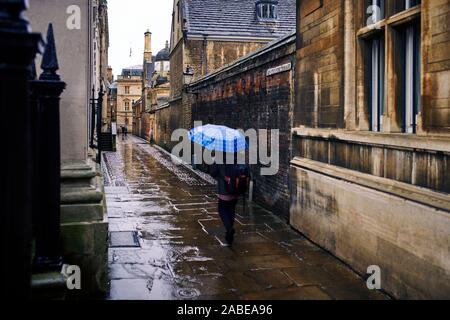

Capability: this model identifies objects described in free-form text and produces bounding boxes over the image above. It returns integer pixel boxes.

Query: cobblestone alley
[103,136,387,300]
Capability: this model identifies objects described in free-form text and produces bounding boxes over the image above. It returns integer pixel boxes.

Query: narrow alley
[103,137,387,300]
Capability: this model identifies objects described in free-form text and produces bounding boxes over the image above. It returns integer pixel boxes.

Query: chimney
[107,66,113,82]
[144,29,152,62]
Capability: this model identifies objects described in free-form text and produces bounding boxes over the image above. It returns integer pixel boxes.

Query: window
[256,1,278,20]
[125,101,130,111]
[357,0,421,133]
[402,1,421,133]
[369,36,385,132]
[366,0,385,26]
[125,86,130,94]
[392,0,421,15]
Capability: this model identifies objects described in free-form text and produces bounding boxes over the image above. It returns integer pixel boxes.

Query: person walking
[210,155,251,246]
[124,124,128,140]
[188,124,249,246]
[149,128,154,144]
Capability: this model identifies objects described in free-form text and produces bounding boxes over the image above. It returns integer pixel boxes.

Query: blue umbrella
[189,124,248,153]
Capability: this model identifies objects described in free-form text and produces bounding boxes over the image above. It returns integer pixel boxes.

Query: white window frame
[403,0,421,133]
[370,37,385,132]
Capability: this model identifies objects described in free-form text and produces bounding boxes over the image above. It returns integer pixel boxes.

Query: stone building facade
[93,0,110,131]
[291,0,450,299]
[133,31,172,144]
[189,33,296,220]
[116,66,143,132]
[28,0,109,297]
[167,0,296,148]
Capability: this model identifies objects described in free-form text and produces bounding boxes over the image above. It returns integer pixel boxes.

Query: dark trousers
[218,199,238,233]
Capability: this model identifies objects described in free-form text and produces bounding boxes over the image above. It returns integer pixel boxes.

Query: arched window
[256,1,278,20]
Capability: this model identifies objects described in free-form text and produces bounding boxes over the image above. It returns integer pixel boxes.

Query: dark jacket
[210,163,251,196]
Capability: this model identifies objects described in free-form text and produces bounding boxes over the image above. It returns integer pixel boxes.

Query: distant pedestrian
[149,128,154,144]
[210,154,251,246]
[121,126,125,141]
[123,125,128,140]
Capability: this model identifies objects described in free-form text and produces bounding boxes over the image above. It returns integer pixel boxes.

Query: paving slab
[104,137,389,300]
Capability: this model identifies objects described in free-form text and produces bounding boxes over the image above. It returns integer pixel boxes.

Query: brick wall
[189,35,296,220]
[171,39,272,132]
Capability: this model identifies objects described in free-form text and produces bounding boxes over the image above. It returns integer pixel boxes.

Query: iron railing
[0,0,66,298]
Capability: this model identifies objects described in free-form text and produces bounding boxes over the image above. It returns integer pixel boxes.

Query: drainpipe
[203,35,208,76]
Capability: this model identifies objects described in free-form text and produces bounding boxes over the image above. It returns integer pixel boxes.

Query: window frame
[355,0,422,134]
[256,1,278,21]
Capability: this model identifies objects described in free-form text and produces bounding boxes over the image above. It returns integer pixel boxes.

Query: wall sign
[266,62,292,76]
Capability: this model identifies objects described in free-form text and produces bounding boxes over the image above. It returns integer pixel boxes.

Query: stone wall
[291,0,450,299]
[185,39,265,80]
[295,0,345,128]
[140,112,154,142]
[189,34,296,220]
[290,160,450,299]
[422,0,450,133]
[170,41,184,100]
[154,102,182,151]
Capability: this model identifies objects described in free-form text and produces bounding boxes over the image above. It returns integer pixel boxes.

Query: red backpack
[224,165,250,195]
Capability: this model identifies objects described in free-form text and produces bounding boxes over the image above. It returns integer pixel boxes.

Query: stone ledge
[292,127,450,153]
[62,161,96,177]
[291,157,450,213]
[61,186,103,204]
[61,203,104,223]
[31,271,67,300]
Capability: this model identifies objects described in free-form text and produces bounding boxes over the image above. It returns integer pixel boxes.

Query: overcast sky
[108,0,173,77]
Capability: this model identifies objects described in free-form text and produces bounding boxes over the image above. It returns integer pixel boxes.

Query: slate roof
[121,65,144,77]
[183,0,296,39]
[156,42,170,61]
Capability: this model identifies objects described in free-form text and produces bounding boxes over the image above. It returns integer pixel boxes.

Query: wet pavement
[103,136,387,300]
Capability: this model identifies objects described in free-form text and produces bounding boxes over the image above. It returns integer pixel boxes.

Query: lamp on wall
[183,65,194,86]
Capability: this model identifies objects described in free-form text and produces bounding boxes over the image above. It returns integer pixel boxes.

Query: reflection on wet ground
[104,136,388,300]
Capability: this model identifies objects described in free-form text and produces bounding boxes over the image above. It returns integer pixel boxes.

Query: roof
[156,41,170,61]
[121,66,143,77]
[145,61,155,86]
[182,0,296,40]
[155,75,169,86]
